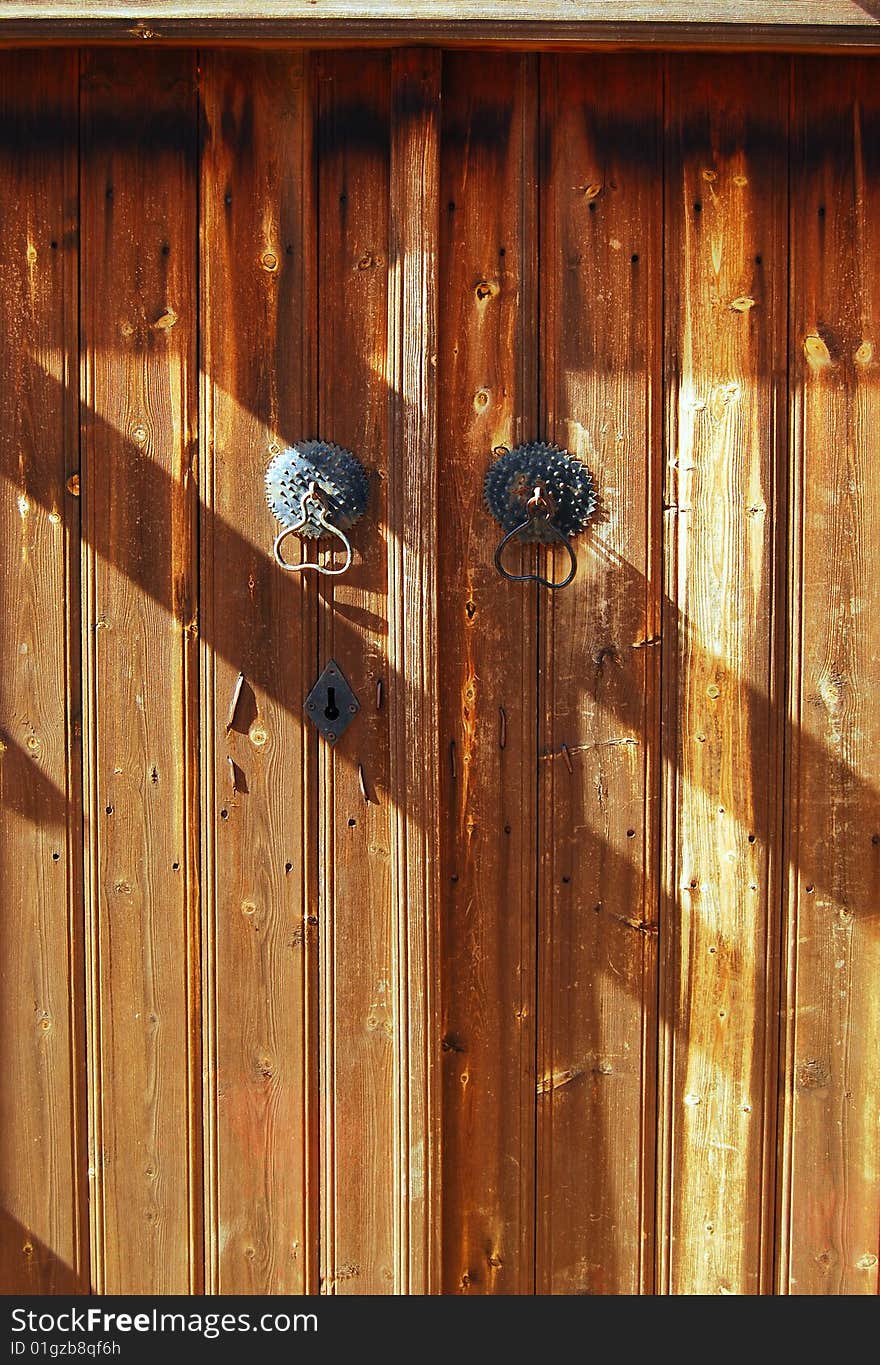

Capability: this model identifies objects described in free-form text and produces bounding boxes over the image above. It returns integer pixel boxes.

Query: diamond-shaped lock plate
[304,660,359,745]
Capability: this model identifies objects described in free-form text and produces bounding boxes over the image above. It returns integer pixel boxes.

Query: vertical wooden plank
[200,51,317,1294]
[781,56,880,1296]
[438,51,538,1296]
[537,53,662,1295]
[387,46,442,1296]
[81,49,201,1294]
[316,51,394,1295]
[660,55,788,1298]
[0,50,86,1294]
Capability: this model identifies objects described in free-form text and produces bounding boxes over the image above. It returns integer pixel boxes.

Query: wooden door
[1,47,878,1297]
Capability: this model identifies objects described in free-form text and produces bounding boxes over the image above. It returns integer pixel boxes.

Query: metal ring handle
[272,484,354,577]
[493,515,578,590]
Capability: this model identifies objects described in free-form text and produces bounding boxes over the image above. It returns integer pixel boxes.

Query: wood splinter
[225,670,246,733]
[539,736,638,763]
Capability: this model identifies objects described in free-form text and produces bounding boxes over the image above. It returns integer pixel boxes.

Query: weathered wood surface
[660,55,788,1297]
[80,48,201,1293]
[1,3,879,48]
[0,47,879,1297]
[1,1,875,19]
[438,49,539,1296]
[0,50,86,1294]
[200,50,317,1294]
[536,52,662,1296]
[316,51,396,1295]
[781,57,880,1296]
[387,47,442,1295]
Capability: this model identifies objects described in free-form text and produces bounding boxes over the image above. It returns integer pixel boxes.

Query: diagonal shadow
[0,1208,84,1295]
[0,732,69,829]
[6,298,873,932]
[6,357,400,727]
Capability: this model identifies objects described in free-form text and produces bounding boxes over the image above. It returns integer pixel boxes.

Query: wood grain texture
[0,49,86,1294]
[6,41,880,1299]
[387,48,442,1295]
[316,51,395,1295]
[536,52,662,1296]
[438,50,538,1296]
[200,50,317,1295]
[80,48,201,1293]
[781,57,880,1296]
[660,55,788,1297]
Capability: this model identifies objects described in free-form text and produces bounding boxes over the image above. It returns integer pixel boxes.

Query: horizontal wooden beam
[1,0,877,20]
[1,2,879,50]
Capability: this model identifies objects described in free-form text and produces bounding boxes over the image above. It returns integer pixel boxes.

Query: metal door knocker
[484,442,597,590]
[266,439,369,577]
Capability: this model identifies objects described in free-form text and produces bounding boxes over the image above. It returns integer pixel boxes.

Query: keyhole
[324,687,339,721]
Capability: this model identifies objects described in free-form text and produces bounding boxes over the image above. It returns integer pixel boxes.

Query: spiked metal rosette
[484,441,597,544]
[265,440,370,540]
